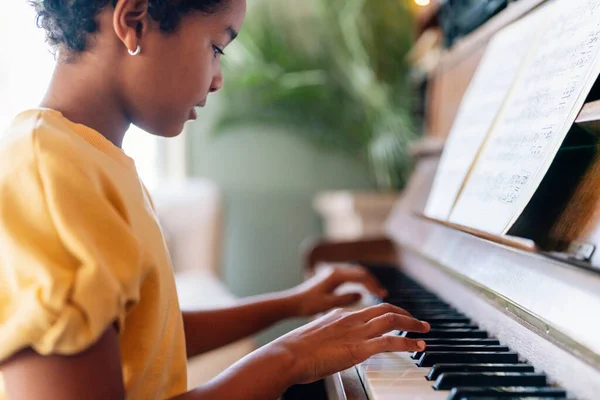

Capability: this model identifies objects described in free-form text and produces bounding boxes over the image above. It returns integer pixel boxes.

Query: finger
[353,302,413,321]
[326,266,388,298]
[363,313,430,338]
[327,293,362,308]
[365,336,427,355]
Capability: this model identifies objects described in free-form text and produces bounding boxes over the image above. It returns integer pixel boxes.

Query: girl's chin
[188,107,198,121]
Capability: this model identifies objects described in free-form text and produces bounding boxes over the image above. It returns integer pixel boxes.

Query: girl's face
[118,0,247,138]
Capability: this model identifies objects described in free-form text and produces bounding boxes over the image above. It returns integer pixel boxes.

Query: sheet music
[450,0,600,234]
[424,10,545,220]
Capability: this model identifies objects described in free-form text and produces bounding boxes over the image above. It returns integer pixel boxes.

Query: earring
[128,45,141,56]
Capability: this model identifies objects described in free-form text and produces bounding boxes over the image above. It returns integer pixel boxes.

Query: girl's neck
[40,59,130,149]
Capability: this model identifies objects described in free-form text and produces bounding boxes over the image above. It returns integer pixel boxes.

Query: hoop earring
[128,45,141,56]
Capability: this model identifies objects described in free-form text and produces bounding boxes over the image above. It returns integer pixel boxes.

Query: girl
[0,0,429,399]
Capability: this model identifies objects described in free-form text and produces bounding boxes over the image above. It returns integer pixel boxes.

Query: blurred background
[1,0,509,385]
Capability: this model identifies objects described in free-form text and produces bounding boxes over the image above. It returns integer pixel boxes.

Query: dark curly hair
[31,0,227,53]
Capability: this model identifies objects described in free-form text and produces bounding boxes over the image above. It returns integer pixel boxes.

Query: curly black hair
[31,0,227,53]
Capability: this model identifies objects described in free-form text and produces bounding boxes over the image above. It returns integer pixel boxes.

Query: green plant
[213,0,417,189]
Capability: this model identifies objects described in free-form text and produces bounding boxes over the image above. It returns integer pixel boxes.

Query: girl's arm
[1,328,125,400]
[1,304,429,400]
[182,266,388,357]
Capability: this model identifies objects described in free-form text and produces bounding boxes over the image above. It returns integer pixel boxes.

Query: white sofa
[151,179,257,388]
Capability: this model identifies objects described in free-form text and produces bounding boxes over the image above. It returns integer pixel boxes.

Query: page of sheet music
[450,0,600,234]
[424,9,545,220]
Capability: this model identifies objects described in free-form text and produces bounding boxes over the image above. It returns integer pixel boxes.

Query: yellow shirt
[0,109,187,399]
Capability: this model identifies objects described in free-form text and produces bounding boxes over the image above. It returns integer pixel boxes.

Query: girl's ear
[113,0,149,54]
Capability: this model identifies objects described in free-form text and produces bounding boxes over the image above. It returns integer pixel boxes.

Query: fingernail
[418,340,426,350]
[421,321,430,331]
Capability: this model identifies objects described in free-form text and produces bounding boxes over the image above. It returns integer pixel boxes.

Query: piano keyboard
[358,265,570,400]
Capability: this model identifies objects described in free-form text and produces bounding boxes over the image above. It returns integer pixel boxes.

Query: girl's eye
[213,45,225,58]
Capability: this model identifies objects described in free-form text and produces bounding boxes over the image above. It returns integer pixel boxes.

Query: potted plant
[212,0,418,239]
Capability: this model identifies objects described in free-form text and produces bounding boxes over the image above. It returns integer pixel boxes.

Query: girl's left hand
[287,265,389,317]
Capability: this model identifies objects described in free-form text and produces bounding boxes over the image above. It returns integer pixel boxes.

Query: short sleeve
[0,144,143,362]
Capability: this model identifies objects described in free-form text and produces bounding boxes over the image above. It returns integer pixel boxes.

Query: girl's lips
[189,107,198,120]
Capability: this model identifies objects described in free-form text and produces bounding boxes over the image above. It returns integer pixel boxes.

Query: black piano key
[400,326,482,337]
[428,323,479,329]
[390,301,451,308]
[413,312,467,318]
[402,308,459,315]
[412,315,466,322]
[446,387,567,400]
[433,372,547,390]
[417,352,519,367]
[403,329,488,339]
[420,317,472,324]
[427,364,535,381]
[420,339,501,346]
[386,296,445,302]
[409,310,460,316]
[386,288,429,295]
[386,295,441,301]
[412,345,510,360]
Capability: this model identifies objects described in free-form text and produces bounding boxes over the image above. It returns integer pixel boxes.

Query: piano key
[412,345,510,360]
[427,364,535,381]
[403,329,489,339]
[428,323,479,329]
[409,310,461,316]
[413,315,467,322]
[420,339,502,346]
[355,268,571,400]
[446,387,567,400]
[401,327,482,337]
[389,300,450,307]
[400,309,460,316]
[385,295,442,301]
[432,372,547,390]
[417,352,519,367]
[420,317,472,324]
[359,351,448,400]
[413,309,465,314]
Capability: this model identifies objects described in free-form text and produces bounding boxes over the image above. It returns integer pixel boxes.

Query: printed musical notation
[424,9,545,220]
[450,0,600,234]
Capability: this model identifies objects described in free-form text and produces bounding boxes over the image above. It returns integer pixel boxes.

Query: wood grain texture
[545,149,600,260]
[427,40,486,139]
[409,137,445,159]
[303,237,397,272]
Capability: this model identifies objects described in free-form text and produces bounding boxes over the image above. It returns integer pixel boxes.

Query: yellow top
[0,109,187,399]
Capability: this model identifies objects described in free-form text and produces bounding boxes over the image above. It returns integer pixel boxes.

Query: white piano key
[357,352,447,400]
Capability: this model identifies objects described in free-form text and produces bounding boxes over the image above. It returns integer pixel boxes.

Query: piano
[304,1,600,399]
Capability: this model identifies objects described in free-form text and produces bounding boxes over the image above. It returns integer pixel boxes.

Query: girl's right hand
[271,303,430,385]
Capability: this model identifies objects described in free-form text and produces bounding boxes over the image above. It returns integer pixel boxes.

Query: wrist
[277,289,304,318]
[255,341,301,391]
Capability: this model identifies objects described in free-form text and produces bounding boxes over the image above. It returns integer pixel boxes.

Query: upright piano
[305,1,600,399]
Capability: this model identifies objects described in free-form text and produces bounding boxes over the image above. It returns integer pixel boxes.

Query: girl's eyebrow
[226,26,238,43]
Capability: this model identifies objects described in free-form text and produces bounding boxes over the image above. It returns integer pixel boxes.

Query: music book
[425,0,600,236]
[424,8,546,220]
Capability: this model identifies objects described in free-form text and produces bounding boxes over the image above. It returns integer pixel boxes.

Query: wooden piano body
[305,1,600,398]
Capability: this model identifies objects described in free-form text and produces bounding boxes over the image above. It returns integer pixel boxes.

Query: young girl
[0,1,429,399]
